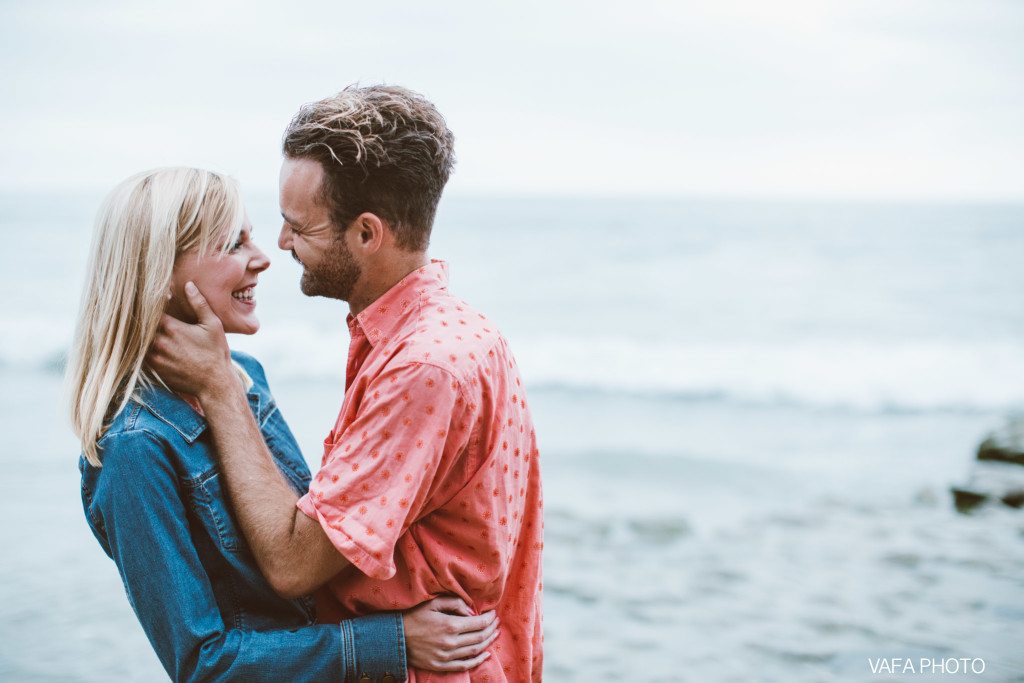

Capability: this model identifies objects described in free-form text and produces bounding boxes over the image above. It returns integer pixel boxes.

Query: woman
[66,168,496,682]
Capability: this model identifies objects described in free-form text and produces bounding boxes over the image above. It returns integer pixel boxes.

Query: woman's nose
[250,243,271,272]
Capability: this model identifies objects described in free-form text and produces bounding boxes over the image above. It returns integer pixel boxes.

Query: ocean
[1,192,1022,681]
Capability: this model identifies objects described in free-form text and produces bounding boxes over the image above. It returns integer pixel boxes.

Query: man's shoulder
[413,291,503,345]
[387,291,514,383]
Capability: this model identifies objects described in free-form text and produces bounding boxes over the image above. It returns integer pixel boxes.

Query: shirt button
[359,675,371,683]
[383,675,397,683]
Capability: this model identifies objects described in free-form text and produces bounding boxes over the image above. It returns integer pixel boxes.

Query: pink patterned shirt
[296,261,543,682]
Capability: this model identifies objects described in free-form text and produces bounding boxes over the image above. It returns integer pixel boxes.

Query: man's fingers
[156,313,183,335]
[183,281,216,325]
[149,314,183,358]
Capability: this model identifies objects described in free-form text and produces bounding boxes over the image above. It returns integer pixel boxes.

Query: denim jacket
[80,351,406,682]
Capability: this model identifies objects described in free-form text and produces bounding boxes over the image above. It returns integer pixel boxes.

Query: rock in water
[951,416,1024,513]
[977,415,1024,465]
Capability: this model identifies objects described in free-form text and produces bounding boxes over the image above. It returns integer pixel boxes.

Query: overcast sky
[1,0,1022,200]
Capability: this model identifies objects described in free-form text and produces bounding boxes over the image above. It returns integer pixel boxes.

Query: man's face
[278,157,361,301]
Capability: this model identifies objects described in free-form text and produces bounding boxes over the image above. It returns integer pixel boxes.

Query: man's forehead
[280,160,329,223]
[280,203,327,227]
[281,157,325,188]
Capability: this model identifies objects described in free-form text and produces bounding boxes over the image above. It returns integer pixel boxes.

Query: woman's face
[168,219,271,335]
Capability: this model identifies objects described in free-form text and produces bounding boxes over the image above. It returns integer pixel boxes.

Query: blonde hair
[66,168,245,466]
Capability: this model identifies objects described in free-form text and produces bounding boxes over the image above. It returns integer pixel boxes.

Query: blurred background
[2,1,1022,680]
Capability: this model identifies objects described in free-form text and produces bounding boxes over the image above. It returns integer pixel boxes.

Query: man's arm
[90,431,405,681]
[148,282,348,598]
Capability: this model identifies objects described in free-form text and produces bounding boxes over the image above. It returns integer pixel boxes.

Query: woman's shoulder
[100,396,166,444]
[94,387,208,472]
[230,350,283,407]
[83,416,180,512]
[230,350,266,383]
[95,398,178,465]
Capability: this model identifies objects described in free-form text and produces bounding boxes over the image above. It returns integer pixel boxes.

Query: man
[150,85,543,681]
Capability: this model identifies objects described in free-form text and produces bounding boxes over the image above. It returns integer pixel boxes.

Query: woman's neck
[176,391,205,416]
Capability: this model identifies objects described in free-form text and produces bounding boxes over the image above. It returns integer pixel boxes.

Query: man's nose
[278,223,293,251]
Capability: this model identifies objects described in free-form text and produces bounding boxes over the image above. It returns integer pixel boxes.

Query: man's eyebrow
[281,212,300,226]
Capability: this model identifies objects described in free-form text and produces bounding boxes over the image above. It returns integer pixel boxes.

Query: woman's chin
[223,318,260,336]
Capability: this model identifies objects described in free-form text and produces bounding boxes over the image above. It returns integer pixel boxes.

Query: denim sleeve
[344,612,408,680]
[93,430,406,683]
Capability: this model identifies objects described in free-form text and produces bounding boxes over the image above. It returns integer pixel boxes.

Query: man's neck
[348,252,430,317]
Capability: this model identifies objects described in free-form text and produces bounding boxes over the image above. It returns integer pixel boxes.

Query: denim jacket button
[383,675,397,683]
[359,675,372,683]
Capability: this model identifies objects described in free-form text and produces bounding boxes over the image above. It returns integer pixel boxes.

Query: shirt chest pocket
[189,468,247,554]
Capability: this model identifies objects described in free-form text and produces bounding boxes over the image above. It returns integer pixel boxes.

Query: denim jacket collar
[133,383,263,444]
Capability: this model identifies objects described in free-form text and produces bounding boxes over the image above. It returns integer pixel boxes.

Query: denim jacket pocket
[191,468,247,554]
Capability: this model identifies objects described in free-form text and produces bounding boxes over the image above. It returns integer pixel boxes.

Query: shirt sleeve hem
[296,493,397,580]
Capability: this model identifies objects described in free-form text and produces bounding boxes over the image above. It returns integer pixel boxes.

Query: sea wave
[512,336,1024,414]
[8,320,1023,414]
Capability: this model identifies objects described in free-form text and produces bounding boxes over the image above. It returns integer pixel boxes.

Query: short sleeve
[297,362,472,579]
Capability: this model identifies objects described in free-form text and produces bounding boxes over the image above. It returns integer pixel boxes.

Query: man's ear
[351,212,386,254]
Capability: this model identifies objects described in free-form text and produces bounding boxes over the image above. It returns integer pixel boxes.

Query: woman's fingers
[454,614,499,647]
[451,609,497,635]
[431,650,492,673]
[406,596,501,672]
[448,624,500,660]
[426,595,474,617]
[429,619,498,671]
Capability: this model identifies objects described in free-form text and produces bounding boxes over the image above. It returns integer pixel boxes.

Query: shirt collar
[352,259,450,348]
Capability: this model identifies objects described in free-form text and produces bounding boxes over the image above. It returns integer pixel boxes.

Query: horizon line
[2,185,1023,207]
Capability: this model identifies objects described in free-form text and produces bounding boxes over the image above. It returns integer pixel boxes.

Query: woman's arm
[91,430,402,682]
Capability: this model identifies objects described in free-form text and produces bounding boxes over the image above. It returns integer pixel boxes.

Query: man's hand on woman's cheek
[148,282,235,398]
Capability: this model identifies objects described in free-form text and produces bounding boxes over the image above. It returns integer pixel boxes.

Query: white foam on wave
[229,332,1024,413]
[514,335,1024,413]
[10,318,1024,414]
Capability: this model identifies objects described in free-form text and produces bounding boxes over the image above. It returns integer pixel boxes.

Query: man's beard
[297,235,361,301]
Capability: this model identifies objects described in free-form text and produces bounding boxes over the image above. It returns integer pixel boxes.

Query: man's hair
[282,84,455,251]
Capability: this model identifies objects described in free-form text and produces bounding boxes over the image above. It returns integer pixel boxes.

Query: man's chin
[300,277,335,300]
[300,280,322,298]
[299,273,318,297]
[299,271,353,301]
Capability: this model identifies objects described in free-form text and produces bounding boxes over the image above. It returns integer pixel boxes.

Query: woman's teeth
[232,286,254,302]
